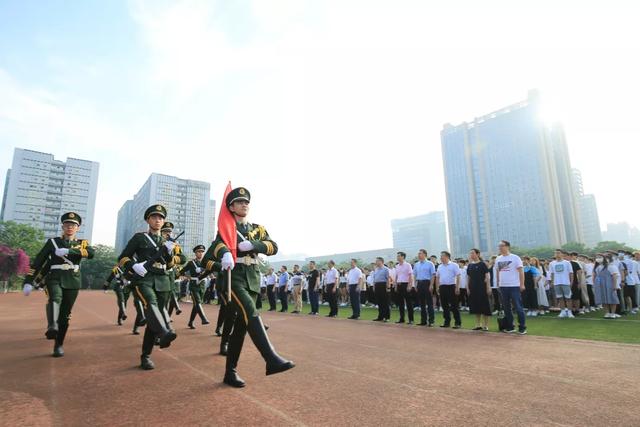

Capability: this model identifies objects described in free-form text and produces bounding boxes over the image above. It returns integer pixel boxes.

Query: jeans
[348,284,361,318]
[500,286,526,331]
[309,287,319,313]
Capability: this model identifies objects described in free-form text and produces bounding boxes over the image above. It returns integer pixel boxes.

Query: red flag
[217,182,237,261]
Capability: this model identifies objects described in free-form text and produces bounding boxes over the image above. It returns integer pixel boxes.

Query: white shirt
[495,253,523,287]
[347,267,363,285]
[584,263,594,285]
[436,261,460,285]
[388,267,397,283]
[458,266,468,289]
[324,267,338,285]
[548,260,572,286]
[366,273,374,286]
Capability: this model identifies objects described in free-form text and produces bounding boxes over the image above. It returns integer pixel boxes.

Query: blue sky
[2,0,640,257]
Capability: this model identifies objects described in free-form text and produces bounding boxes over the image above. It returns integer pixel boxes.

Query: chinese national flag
[217,182,237,261]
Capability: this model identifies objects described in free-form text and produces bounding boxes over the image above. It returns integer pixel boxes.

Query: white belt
[50,264,79,272]
[236,256,258,265]
[151,262,166,270]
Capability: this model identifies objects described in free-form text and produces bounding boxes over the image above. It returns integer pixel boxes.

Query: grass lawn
[263,301,640,345]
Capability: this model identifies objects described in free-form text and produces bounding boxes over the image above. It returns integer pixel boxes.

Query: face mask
[595,257,604,263]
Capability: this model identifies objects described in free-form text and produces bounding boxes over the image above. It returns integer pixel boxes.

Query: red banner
[217,182,237,261]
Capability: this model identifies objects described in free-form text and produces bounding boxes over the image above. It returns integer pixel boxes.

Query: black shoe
[121,313,128,321]
[188,322,196,330]
[395,320,405,324]
[472,326,483,331]
[202,319,210,325]
[453,324,461,329]
[132,328,140,335]
[427,323,434,327]
[220,342,228,356]
[383,319,389,323]
[140,355,155,370]
[518,329,527,335]
[45,328,58,340]
[52,345,64,358]
[372,318,382,322]
[223,370,246,388]
[215,329,222,337]
[440,324,450,328]
[419,322,427,326]
[117,318,123,326]
[268,308,276,312]
[158,331,177,349]
[176,309,182,315]
[407,321,414,325]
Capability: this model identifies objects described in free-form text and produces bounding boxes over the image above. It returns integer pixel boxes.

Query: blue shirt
[523,266,540,277]
[278,272,289,287]
[373,266,390,283]
[413,260,436,281]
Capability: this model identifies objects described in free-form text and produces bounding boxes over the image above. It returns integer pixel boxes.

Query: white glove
[23,284,33,296]
[164,241,176,252]
[238,240,253,252]
[195,267,203,274]
[55,248,69,257]
[133,262,148,277]
[221,252,235,271]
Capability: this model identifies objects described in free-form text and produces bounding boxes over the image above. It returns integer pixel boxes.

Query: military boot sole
[45,329,58,340]
[266,361,295,376]
[158,331,177,349]
[223,373,246,388]
[52,346,64,358]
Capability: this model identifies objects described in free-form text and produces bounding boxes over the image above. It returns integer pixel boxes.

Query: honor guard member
[118,204,183,370]
[104,266,129,325]
[23,212,95,357]
[161,221,185,318]
[194,259,231,354]
[202,187,295,387]
[179,244,211,329]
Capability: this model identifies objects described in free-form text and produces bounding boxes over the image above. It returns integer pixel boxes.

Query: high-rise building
[572,169,602,247]
[115,173,216,254]
[603,222,640,248]
[1,148,99,240]
[391,211,448,255]
[441,90,582,255]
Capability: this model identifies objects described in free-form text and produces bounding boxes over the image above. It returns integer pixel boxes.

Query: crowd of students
[181,242,640,334]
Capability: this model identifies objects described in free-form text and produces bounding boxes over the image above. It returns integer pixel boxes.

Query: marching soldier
[103,266,129,325]
[179,244,211,329]
[202,187,294,387]
[117,204,183,370]
[22,212,95,357]
[161,221,184,318]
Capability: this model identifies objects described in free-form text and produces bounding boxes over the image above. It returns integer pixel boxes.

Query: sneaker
[566,311,575,318]
[505,328,516,333]
[472,326,483,331]
[439,324,450,328]
[395,320,405,324]
[604,313,613,319]
[518,329,527,335]
[372,318,382,322]
[530,311,538,317]
[383,319,389,323]
[558,310,566,318]
[482,326,489,331]
[492,310,499,316]
[452,325,461,329]
[613,313,622,318]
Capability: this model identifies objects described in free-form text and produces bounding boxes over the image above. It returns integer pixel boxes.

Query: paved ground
[1,291,639,427]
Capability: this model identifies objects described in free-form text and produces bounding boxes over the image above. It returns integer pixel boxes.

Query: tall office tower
[391,211,448,255]
[572,169,602,247]
[441,91,582,255]
[1,148,99,240]
[115,173,216,254]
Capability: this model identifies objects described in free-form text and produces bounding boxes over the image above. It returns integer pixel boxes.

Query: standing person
[338,269,348,307]
[324,261,339,317]
[23,212,95,357]
[387,261,397,309]
[413,249,436,326]
[634,252,640,313]
[366,265,376,308]
[457,259,469,311]
[567,252,584,316]
[347,259,363,320]
[435,251,461,329]
[290,265,304,314]
[593,254,621,318]
[495,241,526,335]
[118,205,181,369]
[522,256,540,317]
[621,252,638,315]
[429,255,441,312]
[202,186,294,387]
[180,245,210,329]
[467,249,491,331]
[265,267,277,311]
[488,256,502,315]
[394,252,415,325]
[277,266,289,313]
[549,250,574,318]
[531,257,549,315]
[104,266,129,326]
[372,257,391,322]
[306,261,320,315]
[580,255,596,311]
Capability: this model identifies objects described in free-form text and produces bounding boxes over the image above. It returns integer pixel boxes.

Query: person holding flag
[201,184,295,388]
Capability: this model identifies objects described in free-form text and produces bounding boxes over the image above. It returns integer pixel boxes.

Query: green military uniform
[24,212,95,357]
[179,244,210,329]
[161,222,184,318]
[117,204,185,370]
[104,266,129,325]
[202,187,294,387]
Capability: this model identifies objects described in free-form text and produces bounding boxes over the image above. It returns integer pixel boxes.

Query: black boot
[220,340,228,356]
[52,322,68,357]
[198,304,210,325]
[145,305,177,349]
[188,306,197,329]
[173,294,182,315]
[136,300,147,326]
[120,301,128,321]
[223,323,246,388]
[246,316,295,376]
[140,355,155,370]
[45,302,60,340]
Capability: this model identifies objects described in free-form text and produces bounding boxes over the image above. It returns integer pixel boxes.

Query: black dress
[467,262,492,316]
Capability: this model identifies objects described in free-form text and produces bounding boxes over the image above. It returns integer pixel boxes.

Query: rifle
[33,258,52,289]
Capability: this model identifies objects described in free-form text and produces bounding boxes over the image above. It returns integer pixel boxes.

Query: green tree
[592,241,636,254]
[560,241,589,254]
[80,244,117,289]
[0,221,46,258]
